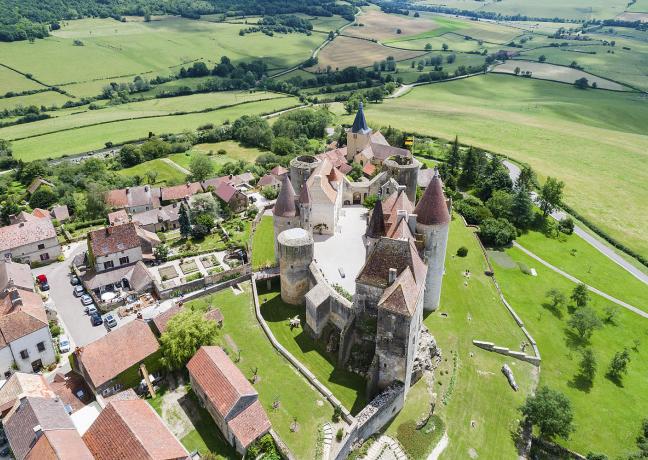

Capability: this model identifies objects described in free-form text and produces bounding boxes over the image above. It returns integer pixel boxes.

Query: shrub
[336,428,344,441]
[456,246,468,257]
[478,218,517,247]
[558,217,574,234]
[332,405,342,422]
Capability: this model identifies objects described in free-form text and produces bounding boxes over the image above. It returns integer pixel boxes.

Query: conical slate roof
[273,175,299,217]
[351,102,371,134]
[414,168,450,225]
[298,180,311,204]
[366,198,385,239]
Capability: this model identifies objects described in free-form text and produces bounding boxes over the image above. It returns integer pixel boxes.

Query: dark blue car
[90,312,103,326]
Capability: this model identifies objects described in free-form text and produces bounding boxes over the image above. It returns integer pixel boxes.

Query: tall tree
[447,136,462,175]
[516,165,537,190]
[571,283,590,307]
[520,386,574,440]
[160,310,220,370]
[539,177,565,217]
[458,146,479,189]
[189,152,214,181]
[579,348,597,383]
[568,307,602,340]
[510,186,534,228]
[607,348,630,383]
[179,203,191,239]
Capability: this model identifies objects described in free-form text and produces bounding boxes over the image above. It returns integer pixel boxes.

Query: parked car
[80,294,93,306]
[85,304,97,316]
[105,314,117,328]
[0,445,8,456]
[36,274,50,291]
[90,312,103,326]
[58,335,70,353]
[70,275,80,285]
[73,285,85,297]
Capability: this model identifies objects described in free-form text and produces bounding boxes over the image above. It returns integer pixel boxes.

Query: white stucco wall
[95,246,143,272]
[0,237,61,265]
[0,346,14,378]
[7,327,56,374]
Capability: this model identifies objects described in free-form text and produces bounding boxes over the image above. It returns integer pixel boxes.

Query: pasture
[8,96,300,160]
[344,8,441,41]
[495,244,648,457]
[170,141,265,169]
[310,36,426,72]
[0,66,46,94]
[343,74,648,260]
[492,60,629,90]
[0,91,72,111]
[118,158,186,185]
[0,17,323,98]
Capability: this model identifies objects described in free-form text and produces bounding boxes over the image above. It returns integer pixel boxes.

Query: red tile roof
[107,210,129,226]
[269,165,288,176]
[362,163,376,176]
[76,320,159,389]
[88,223,140,258]
[83,399,188,460]
[0,214,57,252]
[214,182,238,203]
[151,305,182,335]
[257,174,281,188]
[26,429,94,460]
[0,289,48,344]
[161,183,203,202]
[228,399,271,449]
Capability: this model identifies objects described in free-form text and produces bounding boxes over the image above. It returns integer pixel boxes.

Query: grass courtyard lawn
[344,74,648,261]
[170,141,265,170]
[118,159,186,185]
[423,215,535,459]
[10,97,299,160]
[186,283,333,459]
[516,230,648,312]
[252,216,276,270]
[495,246,648,457]
[258,282,367,414]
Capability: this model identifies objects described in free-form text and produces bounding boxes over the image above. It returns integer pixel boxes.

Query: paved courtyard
[313,206,368,295]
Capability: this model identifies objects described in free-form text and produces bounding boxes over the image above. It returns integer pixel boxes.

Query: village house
[214,181,249,213]
[73,319,160,396]
[0,372,54,418]
[105,185,161,214]
[130,203,181,233]
[0,212,61,265]
[257,165,289,190]
[50,205,70,223]
[160,182,203,204]
[26,177,54,196]
[3,395,93,460]
[0,265,56,375]
[187,346,271,455]
[83,398,188,460]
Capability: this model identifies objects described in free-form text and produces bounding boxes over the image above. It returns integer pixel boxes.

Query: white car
[85,304,97,316]
[81,294,93,306]
[58,335,70,353]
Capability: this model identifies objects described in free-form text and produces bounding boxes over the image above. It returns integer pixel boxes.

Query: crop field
[382,16,467,44]
[0,66,46,94]
[0,91,73,111]
[629,0,648,11]
[342,74,648,260]
[416,0,630,19]
[0,17,323,97]
[311,36,426,72]
[493,61,629,90]
[344,8,441,41]
[8,96,300,161]
[495,244,648,457]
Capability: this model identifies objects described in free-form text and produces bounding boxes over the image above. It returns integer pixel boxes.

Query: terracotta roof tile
[105,186,161,210]
[0,260,34,292]
[107,210,129,226]
[88,223,140,258]
[0,215,57,252]
[151,305,182,335]
[51,205,70,222]
[228,399,271,449]
[257,174,281,188]
[414,169,450,226]
[0,373,54,415]
[26,429,94,460]
[357,238,426,289]
[161,182,203,202]
[48,372,94,414]
[76,320,159,389]
[214,182,239,203]
[269,165,288,176]
[378,268,420,317]
[83,399,188,460]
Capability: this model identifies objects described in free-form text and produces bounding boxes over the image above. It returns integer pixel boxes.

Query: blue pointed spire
[351,102,371,134]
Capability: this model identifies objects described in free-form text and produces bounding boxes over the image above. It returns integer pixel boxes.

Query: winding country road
[503,160,648,287]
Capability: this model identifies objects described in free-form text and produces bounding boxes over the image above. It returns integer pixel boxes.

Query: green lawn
[252,216,276,270]
[170,141,266,170]
[257,283,367,414]
[0,91,73,111]
[424,215,535,459]
[345,74,648,261]
[9,97,300,160]
[186,283,333,459]
[516,230,648,312]
[495,245,648,457]
[118,158,186,185]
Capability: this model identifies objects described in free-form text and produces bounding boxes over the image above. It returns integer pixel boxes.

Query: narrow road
[161,157,189,175]
[513,241,648,319]
[502,160,648,287]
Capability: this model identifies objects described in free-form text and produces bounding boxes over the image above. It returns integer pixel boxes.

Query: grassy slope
[251,216,276,270]
[343,74,648,260]
[186,283,333,459]
[258,284,367,414]
[10,97,300,160]
[495,246,648,457]
[170,141,266,170]
[425,216,534,459]
[118,158,186,185]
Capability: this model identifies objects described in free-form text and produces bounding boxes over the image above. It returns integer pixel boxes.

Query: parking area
[32,242,135,349]
[313,206,368,294]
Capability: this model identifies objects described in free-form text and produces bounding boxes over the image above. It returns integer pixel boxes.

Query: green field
[0,91,73,111]
[495,245,648,457]
[0,66,46,94]
[185,283,333,459]
[251,216,276,270]
[118,158,186,185]
[8,96,300,161]
[170,140,266,170]
[344,74,648,261]
[425,216,535,459]
[0,17,324,97]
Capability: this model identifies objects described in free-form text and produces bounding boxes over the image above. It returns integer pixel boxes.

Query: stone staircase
[321,423,333,460]
[365,435,407,460]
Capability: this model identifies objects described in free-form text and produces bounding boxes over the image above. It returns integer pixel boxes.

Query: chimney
[408,213,417,234]
[144,185,149,192]
[397,185,406,193]
[388,268,397,285]
[126,188,130,194]
[33,425,42,437]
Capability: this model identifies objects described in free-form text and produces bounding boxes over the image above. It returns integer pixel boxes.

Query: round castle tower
[273,175,300,262]
[383,156,421,204]
[414,169,450,312]
[278,227,314,306]
[290,155,320,195]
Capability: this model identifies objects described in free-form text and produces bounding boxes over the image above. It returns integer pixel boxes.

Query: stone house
[104,185,161,214]
[83,399,188,460]
[0,212,61,265]
[88,223,144,273]
[187,346,271,455]
[73,319,160,396]
[130,203,181,233]
[0,372,55,418]
[214,182,248,213]
[160,182,203,204]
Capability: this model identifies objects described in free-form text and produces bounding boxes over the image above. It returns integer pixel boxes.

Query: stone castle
[272,104,450,398]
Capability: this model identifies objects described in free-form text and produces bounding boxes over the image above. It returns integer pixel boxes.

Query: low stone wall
[250,275,354,424]
[333,384,406,460]
[154,264,251,300]
[472,340,540,366]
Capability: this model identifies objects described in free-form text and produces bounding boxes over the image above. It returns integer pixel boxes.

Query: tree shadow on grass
[605,372,625,388]
[541,301,563,320]
[564,329,589,351]
[567,373,593,393]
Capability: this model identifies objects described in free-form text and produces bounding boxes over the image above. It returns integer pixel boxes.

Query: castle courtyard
[313,205,368,295]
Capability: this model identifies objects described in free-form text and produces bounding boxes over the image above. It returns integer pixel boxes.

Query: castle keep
[273,104,450,398]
